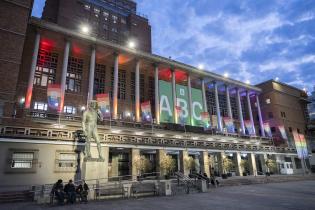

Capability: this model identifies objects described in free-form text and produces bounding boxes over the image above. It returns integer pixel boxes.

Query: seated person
[64,179,76,204]
[51,179,64,205]
[76,180,89,203]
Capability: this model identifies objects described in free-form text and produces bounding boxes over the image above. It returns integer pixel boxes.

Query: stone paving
[1,180,315,210]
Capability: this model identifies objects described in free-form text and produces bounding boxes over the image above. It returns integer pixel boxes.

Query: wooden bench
[131,182,158,198]
[95,184,125,199]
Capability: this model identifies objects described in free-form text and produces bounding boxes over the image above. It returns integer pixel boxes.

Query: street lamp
[198,64,204,70]
[128,41,136,49]
[275,77,279,81]
[224,73,229,78]
[245,80,250,84]
[81,25,90,34]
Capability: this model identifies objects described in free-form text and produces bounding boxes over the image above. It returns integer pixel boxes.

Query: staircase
[0,190,34,203]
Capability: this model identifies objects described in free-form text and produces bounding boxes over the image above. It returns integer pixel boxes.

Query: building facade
[0,1,310,187]
[42,0,152,52]
[307,86,315,171]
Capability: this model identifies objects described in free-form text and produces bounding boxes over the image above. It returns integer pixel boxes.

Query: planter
[164,174,170,180]
[221,174,228,179]
[242,172,247,176]
[265,172,271,176]
[227,172,232,177]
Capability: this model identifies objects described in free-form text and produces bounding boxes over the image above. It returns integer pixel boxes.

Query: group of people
[51,179,89,205]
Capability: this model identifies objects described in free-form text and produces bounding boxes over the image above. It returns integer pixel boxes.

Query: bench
[131,182,158,198]
[95,184,125,199]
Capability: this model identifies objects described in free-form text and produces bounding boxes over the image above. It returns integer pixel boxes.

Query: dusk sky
[32,0,315,93]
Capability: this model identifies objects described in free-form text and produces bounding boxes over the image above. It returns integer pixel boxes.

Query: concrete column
[131,148,140,181]
[59,40,70,112]
[201,79,208,113]
[226,85,233,119]
[179,150,189,176]
[112,53,119,119]
[200,151,210,177]
[25,32,41,109]
[235,152,243,176]
[217,152,225,176]
[156,149,166,177]
[87,47,96,102]
[249,153,257,176]
[135,60,141,122]
[171,69,177,123]
[187,74,193,125]
[256,94,265,137]
[154,65,160,124]
[214,82,222,131]
[246,91,256,135]
[259,154,267,174]
[236,88,245,135]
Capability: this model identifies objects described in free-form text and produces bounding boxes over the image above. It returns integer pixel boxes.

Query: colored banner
[176,106,186,126]
[96,93,110,119]
[176,84,190,125]
[201,112,211,129]
[245,120,255,136]
[278,125,288,140]
[47,84,61,111]
[223,117,235,133]
[298,134,308,158]
[191,87,204,126]
[141,101,152,122]
[293,131,308,159]
[159,80,174,123]
[263,122,272,137]
[159,80,204,126]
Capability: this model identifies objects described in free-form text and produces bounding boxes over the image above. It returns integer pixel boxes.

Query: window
[140,74,145,102]
[94,8,100,17]
[33,102,47,111]
[112,27,118,33]
[58,153,77,168]
[110,69,126,99]
[11,152,34,169]
[266,98,271,104]
[281,111,286,118]
[103,24,108,31]
[94,64,106,94]
[289,127,293,132]
[268,112,273,119]
[64,106,76,114]
[0,101,3,118]
[271,127,276,133]
[84,4,90,10]
[55,152,78,172]
[66,57,83,92]
[131,72,135,101]
[121,17,126,24]
[297,128,301,133]
[34,49,58,86]
[112,15,118,23]
[103,11,109,20]
[294,158,302,169]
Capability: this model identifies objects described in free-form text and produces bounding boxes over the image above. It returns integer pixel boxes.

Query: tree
[265,158,277,173]
[222,157,234,174]
[133,155,151,175]
[184,156,195,172]
[160,154,176,176]
[240,159,250,175]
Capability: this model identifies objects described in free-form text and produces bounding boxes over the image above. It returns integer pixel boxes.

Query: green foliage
[133,155,151,175]
[265,158,277,172]
[160,154,176,175]
[222,157,234,174]
[240,159,250,172]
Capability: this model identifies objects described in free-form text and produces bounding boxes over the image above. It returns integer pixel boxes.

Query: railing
[0,124,297,154]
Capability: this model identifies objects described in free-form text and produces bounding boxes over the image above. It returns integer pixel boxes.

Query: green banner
[191,88,204,126]
[159,80,174,123]
[176,84,190,125]
[159,80,204,127]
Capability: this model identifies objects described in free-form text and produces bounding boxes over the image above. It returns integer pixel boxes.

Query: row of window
[33,102,76,114]
[84,3,126,24]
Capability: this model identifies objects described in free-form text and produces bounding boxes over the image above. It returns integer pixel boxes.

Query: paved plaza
[1,180,315,210]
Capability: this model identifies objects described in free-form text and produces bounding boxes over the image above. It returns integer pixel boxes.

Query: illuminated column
[214,82,222,132]
[131,148,140,181]
[154,65,160,124]
[112,53,119,119]
[235,152,243,176]
[201,79,208,112]
[236,88,245,135]
[25,32,40,109]
[246,90,256,135]
[59,40,70,112]
[256,94,265,137]
[249,153,257,176]
[187,74,193,125]
[201,151,210,177]
[87,47,96,102]
[135,60,140,122]
[225,85,233,118]
[171,69,177,123]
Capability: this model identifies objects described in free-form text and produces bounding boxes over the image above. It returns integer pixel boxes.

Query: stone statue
[82,100,104,160]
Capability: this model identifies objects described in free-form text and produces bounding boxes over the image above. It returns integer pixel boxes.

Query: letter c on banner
[192,102,202,120]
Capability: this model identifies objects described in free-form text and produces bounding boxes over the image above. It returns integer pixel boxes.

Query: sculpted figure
[82,100,103,160]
